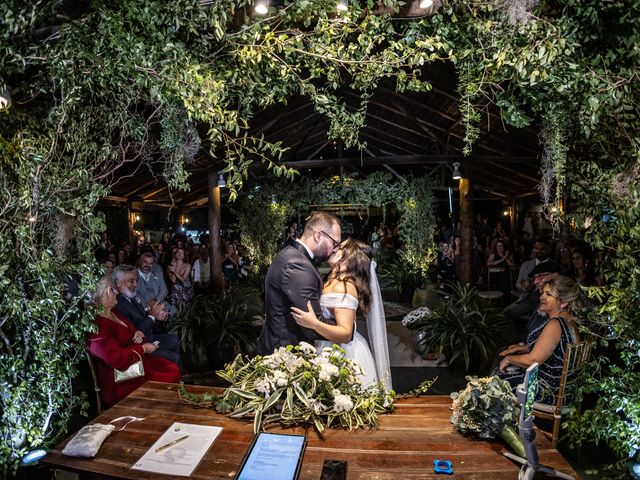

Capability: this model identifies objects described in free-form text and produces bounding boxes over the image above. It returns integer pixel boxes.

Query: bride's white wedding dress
[316,293,379,386]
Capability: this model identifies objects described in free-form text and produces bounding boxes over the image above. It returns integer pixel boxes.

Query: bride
[291,238,392,391]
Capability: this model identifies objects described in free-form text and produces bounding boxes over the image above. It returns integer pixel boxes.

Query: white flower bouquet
[450,376,525,457]
[180,342,394,434]
[401,306,431,327]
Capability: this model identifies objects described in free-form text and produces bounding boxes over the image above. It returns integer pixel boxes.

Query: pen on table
[155,435,189,453]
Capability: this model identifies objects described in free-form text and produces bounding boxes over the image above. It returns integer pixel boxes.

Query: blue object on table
[434,459,453,475]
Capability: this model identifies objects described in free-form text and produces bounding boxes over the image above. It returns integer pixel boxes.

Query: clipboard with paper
[132,422,223,476]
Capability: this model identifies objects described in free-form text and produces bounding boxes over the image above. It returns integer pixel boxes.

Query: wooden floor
[43,381,579,479]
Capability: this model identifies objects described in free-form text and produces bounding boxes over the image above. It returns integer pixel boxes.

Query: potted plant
[172,287,263,371]
[381,256,425,304]
[403,282,509,372]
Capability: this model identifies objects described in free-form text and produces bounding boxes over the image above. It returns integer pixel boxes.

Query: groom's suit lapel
[290,241,314,266]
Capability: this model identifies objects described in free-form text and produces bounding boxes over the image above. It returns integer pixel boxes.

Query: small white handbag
[113,350,145,383]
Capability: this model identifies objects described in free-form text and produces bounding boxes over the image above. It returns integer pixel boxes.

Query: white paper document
[132,422,223,476]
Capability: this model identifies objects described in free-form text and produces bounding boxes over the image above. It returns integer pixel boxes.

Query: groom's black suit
[258,242,334,355]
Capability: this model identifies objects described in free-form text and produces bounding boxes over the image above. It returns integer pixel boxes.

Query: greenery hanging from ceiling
[1,0,639,476]
[233,171,437,274]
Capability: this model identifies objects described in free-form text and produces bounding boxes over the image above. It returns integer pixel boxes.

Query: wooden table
[43,382,579,479]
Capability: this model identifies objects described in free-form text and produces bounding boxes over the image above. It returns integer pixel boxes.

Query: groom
[258,211,342,355]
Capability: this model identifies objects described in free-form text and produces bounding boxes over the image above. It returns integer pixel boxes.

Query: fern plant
[172,287,263,371]
[405,283,509,371]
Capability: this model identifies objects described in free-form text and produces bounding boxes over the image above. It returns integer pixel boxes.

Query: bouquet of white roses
[181,342,394,434]
[450,376,525,457]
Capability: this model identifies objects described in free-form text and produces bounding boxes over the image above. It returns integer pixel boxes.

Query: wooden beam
[283,154,538,169]
[123,178,157,198]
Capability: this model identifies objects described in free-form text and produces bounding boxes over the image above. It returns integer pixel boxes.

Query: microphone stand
[503,383,574,480]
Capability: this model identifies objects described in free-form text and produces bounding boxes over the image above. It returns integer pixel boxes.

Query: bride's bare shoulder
[324,277,358,297]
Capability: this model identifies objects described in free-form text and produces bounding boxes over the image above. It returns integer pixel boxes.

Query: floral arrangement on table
[450,376,525,457]
[178,342,398,434]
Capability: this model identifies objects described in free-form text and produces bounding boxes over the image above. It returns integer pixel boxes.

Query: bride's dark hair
[331,238,373,314]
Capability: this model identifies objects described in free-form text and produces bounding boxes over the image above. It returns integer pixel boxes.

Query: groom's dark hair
[302,211,340,236]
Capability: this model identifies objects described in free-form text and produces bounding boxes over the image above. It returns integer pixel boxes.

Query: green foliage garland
[0,0,639,475]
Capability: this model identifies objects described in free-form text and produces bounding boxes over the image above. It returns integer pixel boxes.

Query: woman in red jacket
[87,275,181,407]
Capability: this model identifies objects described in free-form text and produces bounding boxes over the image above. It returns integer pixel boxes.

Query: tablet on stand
[503,363,574,480]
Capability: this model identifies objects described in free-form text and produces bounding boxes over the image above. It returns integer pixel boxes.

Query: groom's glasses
[316,230,340,249]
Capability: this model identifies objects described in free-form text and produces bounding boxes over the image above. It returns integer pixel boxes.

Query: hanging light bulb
[271,193,277,204]
[419,0,434,8]
[452,162,461,180]
[254,0,269,15]
[337,0,348,11]
[217,172,226,188]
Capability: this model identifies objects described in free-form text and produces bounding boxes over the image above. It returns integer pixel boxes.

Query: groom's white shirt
[295,238,314,259]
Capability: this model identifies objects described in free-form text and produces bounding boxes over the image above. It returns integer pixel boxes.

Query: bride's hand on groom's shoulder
[291,301,318,329]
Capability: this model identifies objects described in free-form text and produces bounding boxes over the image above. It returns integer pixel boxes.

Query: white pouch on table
[61,416,144,458]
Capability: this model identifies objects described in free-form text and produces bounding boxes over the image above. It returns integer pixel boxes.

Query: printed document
[131,422,222,476]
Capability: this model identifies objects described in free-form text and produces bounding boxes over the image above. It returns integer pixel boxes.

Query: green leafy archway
[1,0,639,475]
[234,172,437,273]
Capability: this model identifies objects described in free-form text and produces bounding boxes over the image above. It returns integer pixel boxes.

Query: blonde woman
[495,275,582,405]
[87,276,181,407]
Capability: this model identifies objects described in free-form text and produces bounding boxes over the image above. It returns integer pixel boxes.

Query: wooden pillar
[207,171,225,292]
[126,201,135,245]
[458,160,474,286]
[509,197,517,235]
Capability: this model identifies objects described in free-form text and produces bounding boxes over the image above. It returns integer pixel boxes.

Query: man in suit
[258,212,341,355]
[136,252,176,318]
[113,264,181,365]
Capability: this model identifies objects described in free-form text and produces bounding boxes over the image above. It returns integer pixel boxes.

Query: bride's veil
[367,260,392,392]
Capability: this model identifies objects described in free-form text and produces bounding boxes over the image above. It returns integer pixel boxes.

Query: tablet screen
[521,363,539,423]
[236,433,305,480]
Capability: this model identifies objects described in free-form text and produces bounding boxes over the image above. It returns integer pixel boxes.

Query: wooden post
[207,171,225,292]
[510,197,517,235]
[126,200,135,246]
[458,160,474,286]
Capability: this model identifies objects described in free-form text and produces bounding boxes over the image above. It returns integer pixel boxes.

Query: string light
[337,0,348,11]
[255,0,269,15]
[419,0,434,8]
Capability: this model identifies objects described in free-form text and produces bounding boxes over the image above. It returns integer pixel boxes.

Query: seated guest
[492,275,582,405]
[192,245,211,295]
[88,276,180,407]
[113,264,181,364]
[136,253,169,307]
[515,239,553,295]
[503,261,561,325]
[569,247,603,287]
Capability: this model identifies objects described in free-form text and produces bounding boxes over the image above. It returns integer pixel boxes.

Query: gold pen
[155,435,189,453]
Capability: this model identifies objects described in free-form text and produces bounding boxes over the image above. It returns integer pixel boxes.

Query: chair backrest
[554,339,593,413]
[85,349,103,415]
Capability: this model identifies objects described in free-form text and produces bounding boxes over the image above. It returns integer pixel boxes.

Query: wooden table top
[43,381,579,479]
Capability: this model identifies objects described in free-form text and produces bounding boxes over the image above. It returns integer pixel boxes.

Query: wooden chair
[532,340,593,448]
[85,350,103,415]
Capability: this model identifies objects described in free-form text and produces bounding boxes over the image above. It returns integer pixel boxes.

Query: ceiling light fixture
[217,172,226,188]
[254,0,269,15]
[419,0,434,8]
[452,162,461,180]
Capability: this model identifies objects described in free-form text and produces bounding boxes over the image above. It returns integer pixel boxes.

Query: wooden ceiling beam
[379,86,458,122]
[284,154,537,169]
